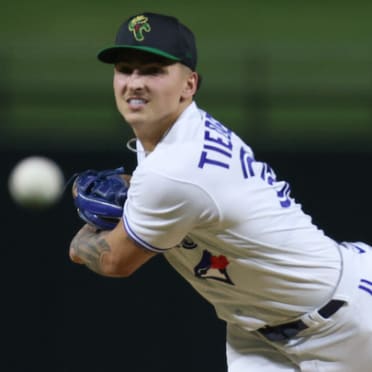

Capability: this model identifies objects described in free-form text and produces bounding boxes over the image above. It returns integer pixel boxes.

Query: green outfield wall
[1,1,371,151]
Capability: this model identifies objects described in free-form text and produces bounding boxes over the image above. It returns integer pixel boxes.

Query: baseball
[8,156,65,208]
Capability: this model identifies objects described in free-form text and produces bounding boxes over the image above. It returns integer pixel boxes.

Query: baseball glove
[72,167,129,230]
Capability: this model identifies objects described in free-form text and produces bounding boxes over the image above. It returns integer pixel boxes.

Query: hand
[69,224,110,273]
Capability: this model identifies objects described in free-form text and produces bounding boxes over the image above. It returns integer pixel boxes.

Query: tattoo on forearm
[71,228,112,274]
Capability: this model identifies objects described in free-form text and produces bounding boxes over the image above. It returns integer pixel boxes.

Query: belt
[258,299,345,341]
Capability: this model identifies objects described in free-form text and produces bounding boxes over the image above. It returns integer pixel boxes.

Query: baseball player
[69,12,372,371]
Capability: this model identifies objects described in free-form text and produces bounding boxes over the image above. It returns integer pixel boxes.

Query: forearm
[69,224,112,275]
[69,222,157,277]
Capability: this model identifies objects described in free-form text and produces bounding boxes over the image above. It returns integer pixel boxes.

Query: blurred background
[2,1,372,371]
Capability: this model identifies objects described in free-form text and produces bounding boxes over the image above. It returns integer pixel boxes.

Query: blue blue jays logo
[194,250,234,285]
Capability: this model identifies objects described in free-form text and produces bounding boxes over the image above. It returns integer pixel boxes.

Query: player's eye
[116,65,133,74]
[141,66,166,75]
[115,63,167,76]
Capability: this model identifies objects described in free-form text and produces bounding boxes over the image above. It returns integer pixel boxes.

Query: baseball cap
[97,12,198,71]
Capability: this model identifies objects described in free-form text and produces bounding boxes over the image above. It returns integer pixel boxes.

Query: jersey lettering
[198,114,233,169]
[359,279,372,296]
[240,146,292,208]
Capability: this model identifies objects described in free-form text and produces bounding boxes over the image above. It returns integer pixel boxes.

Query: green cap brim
[97,45,181,63]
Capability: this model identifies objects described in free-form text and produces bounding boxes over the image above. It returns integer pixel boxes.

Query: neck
[132,100,192,153]
[133,123,172,153]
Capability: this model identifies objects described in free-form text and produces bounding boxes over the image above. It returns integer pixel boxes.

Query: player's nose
[126,70,145,88]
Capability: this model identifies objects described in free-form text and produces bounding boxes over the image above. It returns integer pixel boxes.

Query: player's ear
[180,69,198,101]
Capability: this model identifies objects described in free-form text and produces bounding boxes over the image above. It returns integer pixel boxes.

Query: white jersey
[123,101,341,329]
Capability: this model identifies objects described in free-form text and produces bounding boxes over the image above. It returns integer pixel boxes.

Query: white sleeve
[123,171,219,253]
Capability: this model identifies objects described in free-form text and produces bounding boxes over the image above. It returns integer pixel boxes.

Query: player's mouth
[127,98,148,109]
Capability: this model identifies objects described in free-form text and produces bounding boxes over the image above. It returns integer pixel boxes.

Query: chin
[123,112,147,126]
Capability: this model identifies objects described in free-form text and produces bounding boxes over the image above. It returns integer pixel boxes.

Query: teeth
[129,99,146,105]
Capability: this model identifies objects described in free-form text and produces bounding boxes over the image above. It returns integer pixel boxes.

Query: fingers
[72,178,77,198]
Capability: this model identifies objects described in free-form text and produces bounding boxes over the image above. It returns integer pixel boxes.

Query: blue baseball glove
[72,167,129,230]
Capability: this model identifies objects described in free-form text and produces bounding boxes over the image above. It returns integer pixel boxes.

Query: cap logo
[128,15,151,42]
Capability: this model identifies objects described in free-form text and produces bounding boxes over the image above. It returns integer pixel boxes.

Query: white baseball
[8,156,65,208]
